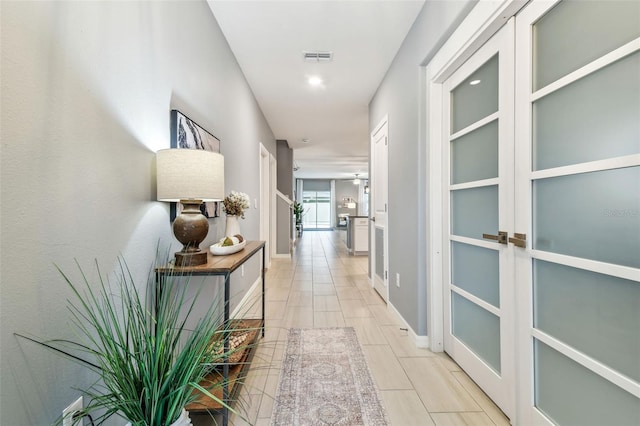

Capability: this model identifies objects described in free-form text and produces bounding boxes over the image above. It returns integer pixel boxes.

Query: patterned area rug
[271,328,388,425]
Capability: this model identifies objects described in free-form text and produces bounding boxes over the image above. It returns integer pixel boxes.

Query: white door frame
[259,143,275,268]
[370,115,389,301]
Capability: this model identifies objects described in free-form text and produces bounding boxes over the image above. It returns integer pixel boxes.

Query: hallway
[230,230,510,425]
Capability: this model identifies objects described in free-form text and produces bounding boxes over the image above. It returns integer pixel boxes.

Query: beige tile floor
[193,230,510,426]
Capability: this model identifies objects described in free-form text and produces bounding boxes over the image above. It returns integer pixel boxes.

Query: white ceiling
[207,0,425,180]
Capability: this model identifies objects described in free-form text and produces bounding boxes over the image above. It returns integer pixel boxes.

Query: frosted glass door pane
[533,167,640,268]
[535,340,640,426]
[452,292,501,373]
[534,260,640,381]
[451,55,499,133]
[451,120,499,184]
[533,0,640,90]
[452,241,500,307]
[451,186,498,240]
[534,52,640,170]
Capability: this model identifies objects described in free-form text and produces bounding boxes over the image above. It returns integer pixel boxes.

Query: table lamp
[156,148,224,266]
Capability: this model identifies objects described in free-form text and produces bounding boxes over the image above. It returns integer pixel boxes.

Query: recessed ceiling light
[470,79,481,85]
[308,76,323,86]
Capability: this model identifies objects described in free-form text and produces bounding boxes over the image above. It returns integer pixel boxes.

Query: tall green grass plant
[34,251,252,425]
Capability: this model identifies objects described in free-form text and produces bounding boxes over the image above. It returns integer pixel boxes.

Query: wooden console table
[155,241,266,426]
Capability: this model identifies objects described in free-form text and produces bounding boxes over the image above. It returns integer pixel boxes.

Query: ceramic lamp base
[173,199,209,266]
[175,251,208,267]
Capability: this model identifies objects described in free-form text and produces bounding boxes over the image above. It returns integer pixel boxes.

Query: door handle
[509,233,527,248]
[370,217,376,222]
[482,231,508,244]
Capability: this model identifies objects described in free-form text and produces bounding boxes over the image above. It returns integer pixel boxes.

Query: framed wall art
[169,109,221,220]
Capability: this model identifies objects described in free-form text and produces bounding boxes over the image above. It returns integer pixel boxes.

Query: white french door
[515,1,640,424]
[443,21,516,419]
[439,1,640,425]
[371,117,389,302]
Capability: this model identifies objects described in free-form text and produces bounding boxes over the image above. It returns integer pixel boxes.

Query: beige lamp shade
[156,149,224,202]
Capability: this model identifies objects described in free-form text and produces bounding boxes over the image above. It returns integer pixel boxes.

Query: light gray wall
[0,1,275,425]
[276,140,294,255]
[335,180,359,205]
[369,0,475,335]
[276,195,292,255]
[276,140,294,199]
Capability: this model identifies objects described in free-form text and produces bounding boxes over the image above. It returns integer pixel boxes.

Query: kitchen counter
[346,215,369,255]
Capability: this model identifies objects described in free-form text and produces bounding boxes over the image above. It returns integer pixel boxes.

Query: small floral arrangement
[222,190,250,218]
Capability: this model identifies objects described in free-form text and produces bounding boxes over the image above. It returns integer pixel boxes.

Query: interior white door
[371,117,389,302]
[443,21,515,419]
[515,2,640,424]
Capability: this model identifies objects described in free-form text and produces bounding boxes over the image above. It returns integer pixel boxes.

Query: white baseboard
[272,253,291,259]
[388,301,430,349]
[231,276,262,319]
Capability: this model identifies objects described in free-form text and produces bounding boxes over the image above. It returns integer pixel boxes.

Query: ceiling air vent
[303,51,333,62]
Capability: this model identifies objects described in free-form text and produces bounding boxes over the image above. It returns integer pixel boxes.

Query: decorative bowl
[210,239,246,256]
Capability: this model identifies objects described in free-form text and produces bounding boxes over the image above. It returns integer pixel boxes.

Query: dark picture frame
[170,110,221,221]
